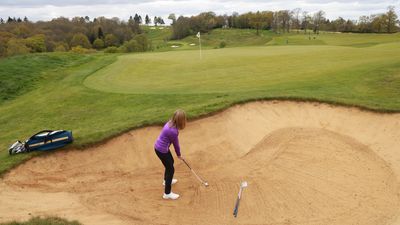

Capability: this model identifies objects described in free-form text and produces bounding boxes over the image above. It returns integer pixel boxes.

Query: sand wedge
[182,158,209,187]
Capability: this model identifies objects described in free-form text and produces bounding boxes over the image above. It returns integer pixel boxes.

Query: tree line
[0,14,160,57]
[170,6,399,39]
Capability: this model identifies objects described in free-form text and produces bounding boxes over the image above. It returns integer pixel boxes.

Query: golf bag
[9,130,73,155]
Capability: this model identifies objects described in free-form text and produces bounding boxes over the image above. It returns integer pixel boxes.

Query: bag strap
[29,130,54,140]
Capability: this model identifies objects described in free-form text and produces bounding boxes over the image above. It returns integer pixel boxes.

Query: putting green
[84,43,400,94]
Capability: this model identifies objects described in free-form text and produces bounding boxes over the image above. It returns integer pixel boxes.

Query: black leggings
[155,149,175,194]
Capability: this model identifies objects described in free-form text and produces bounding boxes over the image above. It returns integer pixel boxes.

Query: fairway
[85,43,400,96]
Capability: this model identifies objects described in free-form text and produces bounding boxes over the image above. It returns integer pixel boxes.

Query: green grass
[85,43,400,109]
[1,28,400,225]
[268,32,400,46]
[1,31,400,178]
[144,27,400,51]
[0,53,93,103]
[0,217,81,225]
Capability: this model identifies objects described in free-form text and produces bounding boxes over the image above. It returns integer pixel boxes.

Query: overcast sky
[0,0,399,23]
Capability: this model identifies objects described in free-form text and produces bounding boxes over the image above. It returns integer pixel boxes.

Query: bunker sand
[1,101,400,225]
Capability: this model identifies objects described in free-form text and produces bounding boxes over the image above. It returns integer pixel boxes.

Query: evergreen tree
[134,14,140,24]
[0,18,4,24]
[23,16,28,22]
[17,17,22,23]
[145,15,151,25]
[7,17,13,23]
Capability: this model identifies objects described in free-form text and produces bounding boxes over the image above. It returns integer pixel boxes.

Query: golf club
[233,181,248,217]
[182,158,209,187]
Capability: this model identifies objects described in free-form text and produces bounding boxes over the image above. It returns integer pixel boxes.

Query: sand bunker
[1,101,400,225]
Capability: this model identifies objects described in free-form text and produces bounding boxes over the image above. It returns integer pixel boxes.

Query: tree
[98,27,104,39]
[54,42,68,52]
[154,16,158,26]
[93,38,105,49]
[370,14,385,33]
[134,14,142,24]
[168,13,176,24]
[249,11,265,35]
[0,18,4,24]
[12,24,31,38]
[121,39,139,52]
[24,34,46,52]
[171,16,191,39]
[0,36,8,56]
[145,15,151,25]
[7,17,14,23]
[386,6,398,33]
[291,8,301,32]
[23,16,29,22]
[104,33,119,47]
[313,10,326,34]
[134,34,149,51]
[332,17,346,32]
[6,38,30,56]
[70,33,91,48]
[358,15,371,32]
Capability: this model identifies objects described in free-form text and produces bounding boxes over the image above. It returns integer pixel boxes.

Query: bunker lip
[1,101,400,225]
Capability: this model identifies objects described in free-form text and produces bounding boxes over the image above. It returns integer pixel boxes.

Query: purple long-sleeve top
[154,122,181,156]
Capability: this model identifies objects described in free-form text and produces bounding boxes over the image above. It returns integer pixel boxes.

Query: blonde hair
[169,109,187,130]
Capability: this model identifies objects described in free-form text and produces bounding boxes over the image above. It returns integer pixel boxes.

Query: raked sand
[1,101,400,225]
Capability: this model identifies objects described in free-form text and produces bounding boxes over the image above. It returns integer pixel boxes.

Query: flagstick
[199,34,202,60]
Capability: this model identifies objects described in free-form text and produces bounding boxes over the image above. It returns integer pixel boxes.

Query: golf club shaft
[182,158,207,185]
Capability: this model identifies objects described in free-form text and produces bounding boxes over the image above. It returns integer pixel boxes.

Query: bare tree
[313,10,326,34]
[291,8,302,32]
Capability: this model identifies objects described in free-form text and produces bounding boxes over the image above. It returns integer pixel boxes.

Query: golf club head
[241,181,248,188]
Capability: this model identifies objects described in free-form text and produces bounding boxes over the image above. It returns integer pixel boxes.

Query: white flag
[196,32,200,38]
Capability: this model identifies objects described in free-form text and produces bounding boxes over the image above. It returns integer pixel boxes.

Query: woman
[154,109,186,200]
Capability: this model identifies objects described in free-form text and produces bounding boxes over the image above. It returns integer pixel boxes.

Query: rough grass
[0,217,81,225]
[0,53,93,103]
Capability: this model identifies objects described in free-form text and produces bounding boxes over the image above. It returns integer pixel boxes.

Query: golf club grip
[234,198,241,217]
[233,197,240,215]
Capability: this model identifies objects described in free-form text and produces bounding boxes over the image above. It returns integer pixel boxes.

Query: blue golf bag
[9,130,73,155]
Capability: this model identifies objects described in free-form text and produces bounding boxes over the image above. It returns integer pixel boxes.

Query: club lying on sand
[182,158,209,187]
[233,181,248,218]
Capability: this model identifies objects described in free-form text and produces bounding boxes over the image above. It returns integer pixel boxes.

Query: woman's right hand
[178,155,184,160]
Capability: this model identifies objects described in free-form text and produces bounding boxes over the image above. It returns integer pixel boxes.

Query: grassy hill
[0,29,399,177]
[144,26,400,50]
